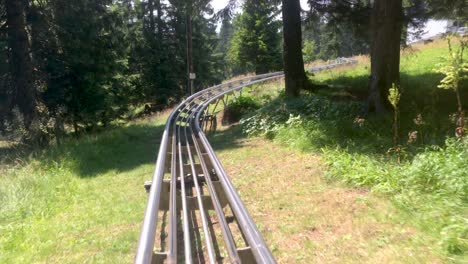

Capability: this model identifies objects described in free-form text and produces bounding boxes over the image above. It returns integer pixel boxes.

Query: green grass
[210,126,444,263]
[0,116,167,263]
[1,38,465,263]
[240,38,468,261]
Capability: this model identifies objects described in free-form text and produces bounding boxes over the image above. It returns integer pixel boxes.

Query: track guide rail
[135,59,357,264]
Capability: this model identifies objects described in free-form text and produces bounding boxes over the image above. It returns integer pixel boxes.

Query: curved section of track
[135,58,357,264]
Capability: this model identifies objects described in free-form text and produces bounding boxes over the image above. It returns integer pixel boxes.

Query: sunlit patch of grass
[0,115,167,263]
[240,37,467,260]
[1,37,464,262]
[211,130,444,263]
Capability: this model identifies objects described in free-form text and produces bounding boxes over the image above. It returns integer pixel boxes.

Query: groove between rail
[135,58,356,264]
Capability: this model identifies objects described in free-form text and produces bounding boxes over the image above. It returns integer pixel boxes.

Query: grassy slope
[315,39,467,121]
[240,38,467,262]
[0,115,167,263]
[0,115,443,263]
[211,126,441,263]
[0,39,462,263]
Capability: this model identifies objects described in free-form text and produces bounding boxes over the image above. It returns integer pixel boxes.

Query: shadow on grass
[316,71,467,114]
[47,122,247,178]
[1,117,248,179]
[320,72,468,108]
[38,123,166,178]
[248,70,468,157]
[206,124,246,152]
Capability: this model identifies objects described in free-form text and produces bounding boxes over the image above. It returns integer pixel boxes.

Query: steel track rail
[135,59,357,264]
[135,72,284,264]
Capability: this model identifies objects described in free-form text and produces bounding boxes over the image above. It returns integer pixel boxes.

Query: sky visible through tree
[211,0,309,12]
[211,0,449,42]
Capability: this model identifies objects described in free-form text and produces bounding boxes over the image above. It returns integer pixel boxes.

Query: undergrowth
[240,93,467,259]
[239,40,467,259]
[222,95,262,124]
[323,138,467,256]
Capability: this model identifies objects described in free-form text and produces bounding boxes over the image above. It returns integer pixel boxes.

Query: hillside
[1,39,466,263]
[237,38,467,262]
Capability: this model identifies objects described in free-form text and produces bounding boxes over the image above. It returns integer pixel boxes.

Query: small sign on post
[189,73,196,80]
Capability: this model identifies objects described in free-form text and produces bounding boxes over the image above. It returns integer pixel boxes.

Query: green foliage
[223,95,262,124]
[324,138,468,255]
[215,16,235,79]
[435,37,467,91]
[434,36,467,137]
[228,95,262,116]
[0,0,222,141]
[303,0,447,61]
[302,40,316,63]
[303,1,371,61]
[388,83,402,160]
[241,95,362,139]
[314,39,468,144]
[0,118,165,262]
[227,0,282,74]
[388,83,401,109]
[242,93,467,258]
[41,0,128,129]
[424,0,467,20]
[240,41,468,258]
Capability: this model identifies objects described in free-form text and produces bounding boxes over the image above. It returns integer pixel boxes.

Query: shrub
[303,40,316,63]
[241,94,468,257]
[434,36,467,137]
[222,95,261,125]
[241,95,361,137]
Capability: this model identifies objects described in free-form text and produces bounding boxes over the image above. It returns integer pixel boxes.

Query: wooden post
[186,12,193,95]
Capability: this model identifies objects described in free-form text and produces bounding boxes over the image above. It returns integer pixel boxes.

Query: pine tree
[228,0,282,75]
[304,0,371,61]
[215,16,234,78]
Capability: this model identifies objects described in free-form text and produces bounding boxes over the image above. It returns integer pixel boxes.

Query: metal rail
[135,59,357,264]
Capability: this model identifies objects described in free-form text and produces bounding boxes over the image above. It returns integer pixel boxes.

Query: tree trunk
[147,0,156,34]
[282,0,309,97]
[367,0,403,113]
[5,0,37,129]
[155,0,163,38]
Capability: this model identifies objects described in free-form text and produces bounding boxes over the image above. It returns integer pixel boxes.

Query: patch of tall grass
[0,119,163,262]
[241,94,467,259]
[323,138,467,256]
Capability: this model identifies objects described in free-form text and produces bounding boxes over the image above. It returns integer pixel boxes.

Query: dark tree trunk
[282,0,309,97]
[155,0,163,38]
[147,0,156,33]
[367,0,403,113]
[5,0,37,128]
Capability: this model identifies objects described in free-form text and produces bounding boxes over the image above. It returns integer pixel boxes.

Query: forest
[1,0,463,143]
[0,0,467,263]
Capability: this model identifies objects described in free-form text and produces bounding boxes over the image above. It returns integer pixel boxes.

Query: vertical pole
[186,12,193,95]
[190,79,194,95]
